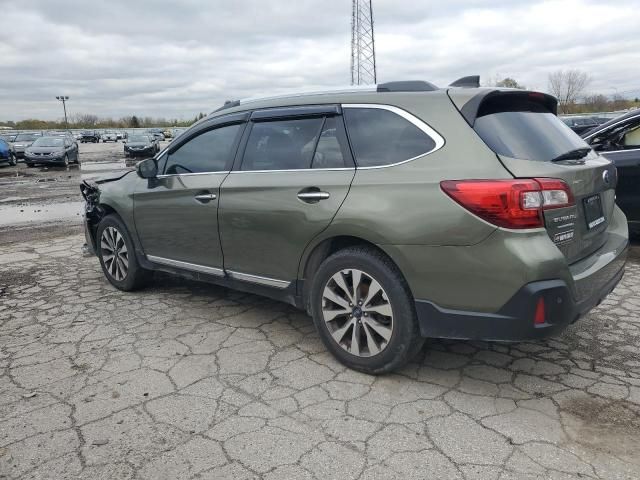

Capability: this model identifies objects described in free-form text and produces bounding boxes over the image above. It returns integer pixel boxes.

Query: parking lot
[1,142,639,479]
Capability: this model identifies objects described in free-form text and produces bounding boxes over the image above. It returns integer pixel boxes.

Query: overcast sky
[1,0,638,121]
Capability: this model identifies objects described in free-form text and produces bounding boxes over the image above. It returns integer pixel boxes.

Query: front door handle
[194,193,217,203]
[298,188,330,203]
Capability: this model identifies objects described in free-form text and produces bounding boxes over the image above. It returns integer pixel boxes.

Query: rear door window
[312,117,347,169]
[473,97,590,162]
[343,107,437,167]
[241,117,323,171]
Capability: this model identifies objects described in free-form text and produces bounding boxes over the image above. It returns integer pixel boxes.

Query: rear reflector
[534,298,546,325]
[440,178,574,229]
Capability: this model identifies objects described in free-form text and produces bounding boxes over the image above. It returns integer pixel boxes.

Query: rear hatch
[452,90,617,264]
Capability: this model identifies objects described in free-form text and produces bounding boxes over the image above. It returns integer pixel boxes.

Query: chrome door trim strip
[228,167,355,174]
[157,171,230,179]
[147,255,224,276]
[341,103,446,169]
[227,270,290,289]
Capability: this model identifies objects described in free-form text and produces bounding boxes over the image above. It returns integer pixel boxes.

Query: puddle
[80,160,136,172]
[560,395,640,459]
[0,201,84,227]
[0,171,36,179]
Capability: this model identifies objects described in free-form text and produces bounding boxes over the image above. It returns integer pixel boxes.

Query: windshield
[474,100,590,162]
[129,135,150,142]
[32,137,64,147]
[15,134,38,142]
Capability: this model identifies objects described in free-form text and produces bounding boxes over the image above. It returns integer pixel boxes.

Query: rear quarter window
[343,107,438,167]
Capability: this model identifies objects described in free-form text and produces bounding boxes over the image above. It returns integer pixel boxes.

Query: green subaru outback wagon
[81,78,628,373]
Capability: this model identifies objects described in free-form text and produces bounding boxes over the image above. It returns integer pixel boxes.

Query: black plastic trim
[415,267,625,341]
[250,105,341,121]
[449,75,480,88]
[376,80,438,92]
[138,256,305,309]
[455,90,559,127]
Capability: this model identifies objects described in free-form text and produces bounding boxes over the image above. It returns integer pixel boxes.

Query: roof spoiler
[449,75,480,88]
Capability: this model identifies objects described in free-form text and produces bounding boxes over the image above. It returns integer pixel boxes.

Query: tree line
[0,112,207,131]
[490,70,639,115]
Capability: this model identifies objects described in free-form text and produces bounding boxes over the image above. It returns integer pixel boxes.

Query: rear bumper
[416,243,628,342]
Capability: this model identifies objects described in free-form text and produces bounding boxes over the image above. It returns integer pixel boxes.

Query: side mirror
[136,158,158,179]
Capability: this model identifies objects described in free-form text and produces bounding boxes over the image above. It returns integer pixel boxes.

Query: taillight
[440,178,574,229]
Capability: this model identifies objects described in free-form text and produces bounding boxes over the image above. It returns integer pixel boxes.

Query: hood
[12,141,34,149]
[92,170,133,184]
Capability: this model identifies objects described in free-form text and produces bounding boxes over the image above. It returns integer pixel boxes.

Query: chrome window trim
[157,171,230,179]
[147,255,224,276]
[341,103,445,169]
[228,167,355,174]
[227,270,289,289]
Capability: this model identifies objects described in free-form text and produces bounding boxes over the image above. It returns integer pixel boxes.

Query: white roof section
[238,85,377,105]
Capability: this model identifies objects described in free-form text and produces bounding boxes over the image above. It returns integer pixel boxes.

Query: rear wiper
[550,147,591,162]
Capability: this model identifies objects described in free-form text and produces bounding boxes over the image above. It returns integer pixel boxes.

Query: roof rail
[376,80,438,92]
[449,75,480,88]
[211,81,442,113]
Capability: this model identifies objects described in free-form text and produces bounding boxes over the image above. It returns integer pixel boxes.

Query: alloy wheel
[100,226,129,281]
[321,268,394,357]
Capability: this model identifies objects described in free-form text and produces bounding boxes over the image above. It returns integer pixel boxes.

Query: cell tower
[351,0,377,85]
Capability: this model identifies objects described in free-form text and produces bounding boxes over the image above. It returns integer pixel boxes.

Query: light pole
[56,96,70,130]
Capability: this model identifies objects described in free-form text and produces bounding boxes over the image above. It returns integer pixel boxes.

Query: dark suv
[581,110,640,237]
[81,80,628,373]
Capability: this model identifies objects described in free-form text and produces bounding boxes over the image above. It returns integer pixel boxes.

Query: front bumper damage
[80,180,101,256]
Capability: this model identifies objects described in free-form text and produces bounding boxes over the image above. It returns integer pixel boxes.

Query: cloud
[1,0,637,120]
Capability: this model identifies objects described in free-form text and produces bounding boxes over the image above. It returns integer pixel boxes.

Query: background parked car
[124,134,159,157]
[0,138,17,166]
[582,109,640,237]
[10,132,42,158]
[562,116,602,135]
[146,129,165,141]
[25,136,79,167]
[80,131,100,143]
[0,133,17,143]
[102,131,119,142]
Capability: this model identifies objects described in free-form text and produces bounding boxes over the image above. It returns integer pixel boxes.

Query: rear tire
[96,214,151,291]
[8,153,16,166]
[310,246,424,374]
[26,162,34,168]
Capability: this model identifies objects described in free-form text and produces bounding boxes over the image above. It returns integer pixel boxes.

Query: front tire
[8,153,17,166]
[63,154,69,167]
[96,214,151,291]
[310,246,424,374]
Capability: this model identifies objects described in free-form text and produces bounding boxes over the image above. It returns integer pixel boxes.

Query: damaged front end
[80,180,102,256]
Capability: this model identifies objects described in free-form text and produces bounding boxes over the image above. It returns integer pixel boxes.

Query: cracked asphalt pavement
[1,144,640,479]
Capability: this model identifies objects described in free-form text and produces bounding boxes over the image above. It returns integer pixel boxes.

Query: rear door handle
[194,193,217,203]
[298,188,330,203]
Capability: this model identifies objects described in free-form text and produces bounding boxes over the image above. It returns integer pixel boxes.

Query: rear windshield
[474,97,590,162]
[15,134,38,142]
